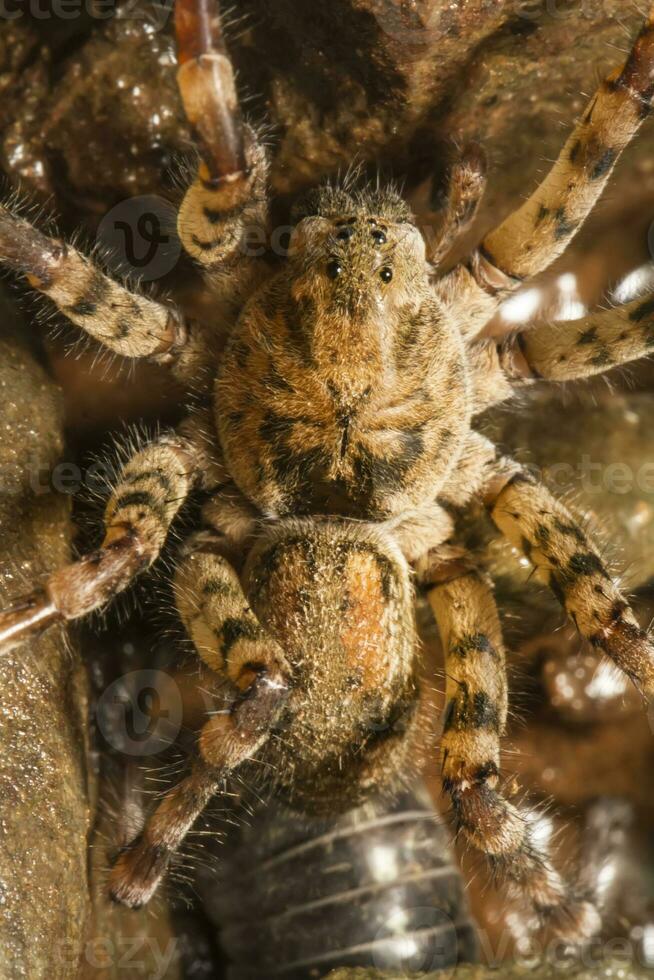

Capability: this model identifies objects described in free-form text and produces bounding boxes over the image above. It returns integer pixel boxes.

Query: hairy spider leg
[427,568,599,941]
[174,0,270,268]
[488,467,654,698]
[436,7,654,337]
[0,206,186,360]
[110,533,290,908]
[500,292,654,381]
[0,436,198,655]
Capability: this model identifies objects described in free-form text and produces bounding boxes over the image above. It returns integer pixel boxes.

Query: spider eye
[372,229,387,245]
[380,267,393,283]
[337,227,354,241]
[327,259,343,279]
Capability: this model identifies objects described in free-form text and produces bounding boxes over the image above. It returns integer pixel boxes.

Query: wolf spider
[1,0,654,941]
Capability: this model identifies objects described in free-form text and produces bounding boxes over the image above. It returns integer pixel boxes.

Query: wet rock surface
[0,2,649,234]
[0,305,182,978]
[327,961,654,979]
[0,17,186,214]
[0,314,88,978]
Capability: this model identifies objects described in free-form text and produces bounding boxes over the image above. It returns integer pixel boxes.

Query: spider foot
[109,762,220,908]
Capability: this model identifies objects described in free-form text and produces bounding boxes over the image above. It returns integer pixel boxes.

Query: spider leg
[176,0,246,184]
[436,7,654,337]
[110,530,290,908]
[0,206,187,360]
[0,435,198,655]
[109,661,288,908]
[175,0,269,269]
[173,530,289,715]
[466,290,654,415]
[501,293,654,381]
[425,564,599,941]
[109,759,220,909]
[425,145,487,269]
[487,465,654,698]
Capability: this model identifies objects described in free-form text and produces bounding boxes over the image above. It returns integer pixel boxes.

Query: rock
[326,960,654,979]
[0,301,182,978]
[0,2,648,235]
[0,315,88,978]
[81,761,183,980]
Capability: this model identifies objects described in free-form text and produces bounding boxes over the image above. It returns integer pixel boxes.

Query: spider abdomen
[241,519,426,813]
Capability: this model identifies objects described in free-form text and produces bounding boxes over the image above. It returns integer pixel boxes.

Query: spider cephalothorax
[217,185,470,518]
[1,0,654,943]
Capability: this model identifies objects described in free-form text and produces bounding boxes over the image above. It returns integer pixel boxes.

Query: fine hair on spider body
[2,0,654,947]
